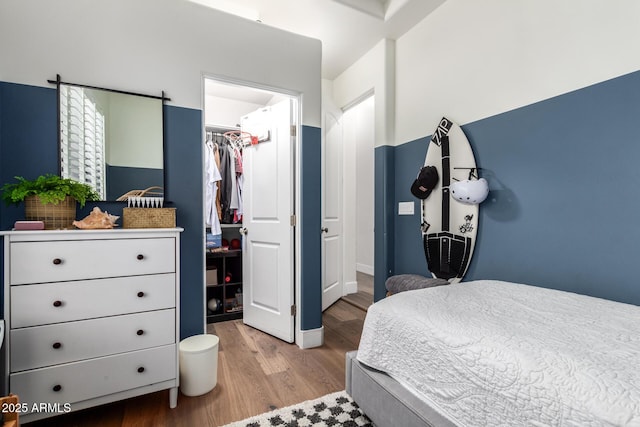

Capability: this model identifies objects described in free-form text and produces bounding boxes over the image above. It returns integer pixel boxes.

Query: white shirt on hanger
[205,140,222,235]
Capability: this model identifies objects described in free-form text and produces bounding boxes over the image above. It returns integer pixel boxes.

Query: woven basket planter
[25,195,77,230]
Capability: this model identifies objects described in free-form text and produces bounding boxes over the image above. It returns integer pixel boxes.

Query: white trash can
[179,334,219,396]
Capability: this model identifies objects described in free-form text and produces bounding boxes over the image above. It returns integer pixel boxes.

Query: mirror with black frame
[55,79,165,201]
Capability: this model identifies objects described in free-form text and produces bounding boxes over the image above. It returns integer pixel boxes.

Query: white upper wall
[395,0,640,144]
[0,0,321,127]
[331,39,395,148]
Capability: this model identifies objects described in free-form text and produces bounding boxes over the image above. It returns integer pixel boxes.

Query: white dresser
[1,228,182,423]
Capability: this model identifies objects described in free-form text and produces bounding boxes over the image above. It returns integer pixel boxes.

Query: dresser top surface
[1,228,184,241]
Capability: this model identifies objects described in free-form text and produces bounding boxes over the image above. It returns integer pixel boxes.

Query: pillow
[385,274,449,295]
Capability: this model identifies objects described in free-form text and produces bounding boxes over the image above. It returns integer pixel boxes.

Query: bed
[346,280,640,426]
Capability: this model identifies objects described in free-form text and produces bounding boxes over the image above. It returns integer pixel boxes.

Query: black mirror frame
[48,74,170,202]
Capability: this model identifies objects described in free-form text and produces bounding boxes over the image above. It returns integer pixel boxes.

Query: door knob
[321,227,329,233]
[239,227,248,235]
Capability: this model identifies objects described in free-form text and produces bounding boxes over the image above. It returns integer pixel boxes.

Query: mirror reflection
[59,83,164,201]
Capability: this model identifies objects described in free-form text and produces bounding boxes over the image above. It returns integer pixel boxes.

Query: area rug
[222,390,373,427]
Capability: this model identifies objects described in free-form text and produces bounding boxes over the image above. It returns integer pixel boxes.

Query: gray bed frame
[346,351,456,427]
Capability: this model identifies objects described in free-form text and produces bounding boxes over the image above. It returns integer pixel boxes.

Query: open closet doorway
[341,94,375,310]
[203,76,299,343]
[322,92,375,311]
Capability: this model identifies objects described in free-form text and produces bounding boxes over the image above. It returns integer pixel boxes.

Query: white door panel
[322,234,341,309]
[248,241,280,311]
[241,100,294,342]
[322,112,344,311]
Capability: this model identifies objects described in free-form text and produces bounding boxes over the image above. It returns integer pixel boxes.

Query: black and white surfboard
[421,117,479,283]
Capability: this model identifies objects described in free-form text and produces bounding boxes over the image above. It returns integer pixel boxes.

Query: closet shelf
[206,281,241,288]
[206,228,242,324]
[206,249,241,258]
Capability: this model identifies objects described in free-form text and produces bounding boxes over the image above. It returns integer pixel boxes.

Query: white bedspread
[357,280,640,427]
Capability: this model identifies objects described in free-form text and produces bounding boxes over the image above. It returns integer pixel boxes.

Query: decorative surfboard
[420,117,479,283]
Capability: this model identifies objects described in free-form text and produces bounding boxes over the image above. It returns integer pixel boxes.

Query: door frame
[340,90,376,295]
[201,73,302,344]
[342,92,375,280]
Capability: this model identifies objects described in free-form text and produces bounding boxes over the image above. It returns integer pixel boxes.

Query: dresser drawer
[10,345,176,410]
[11,309,176,372]
[11,274,175,328]
[10,238,175,285]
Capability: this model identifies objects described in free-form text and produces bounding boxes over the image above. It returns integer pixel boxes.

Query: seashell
[73,207,120,229]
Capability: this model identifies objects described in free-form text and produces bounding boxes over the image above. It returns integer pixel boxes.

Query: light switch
[398,201,414,215]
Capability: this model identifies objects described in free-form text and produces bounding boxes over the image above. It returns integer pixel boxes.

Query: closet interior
[205,127,245,323]
[203,78,291,324]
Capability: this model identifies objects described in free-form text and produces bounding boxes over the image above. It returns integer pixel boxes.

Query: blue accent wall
[0,81,323,338]
[393,136,431,277]
[164,105,204,338]
[389,70,640,306]
[0,82,58,228]
[374,145,395,302]
[300,125,322,330]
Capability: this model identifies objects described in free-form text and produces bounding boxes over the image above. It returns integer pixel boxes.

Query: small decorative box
[14,220,45,230]
[122,207,176,229]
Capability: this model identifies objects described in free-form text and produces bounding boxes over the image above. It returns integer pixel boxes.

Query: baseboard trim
[297,326,324,349]
[356,264,374,276]
[344,280,358,295]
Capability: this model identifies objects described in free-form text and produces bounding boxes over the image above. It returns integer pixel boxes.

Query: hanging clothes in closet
[208,130,244,225]
[204,132,222,235]
[234,149,243,223]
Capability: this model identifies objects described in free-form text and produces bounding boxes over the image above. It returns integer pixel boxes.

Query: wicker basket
[24,195,76,230]
[123,207,176,229]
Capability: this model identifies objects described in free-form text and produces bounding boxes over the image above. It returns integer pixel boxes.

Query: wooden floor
[341,272,374,311]
[29,300,366,427]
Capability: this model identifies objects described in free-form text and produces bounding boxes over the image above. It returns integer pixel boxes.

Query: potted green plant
[1,174,101,229]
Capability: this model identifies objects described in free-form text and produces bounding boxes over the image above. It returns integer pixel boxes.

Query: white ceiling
[204,79,282,105]
[191,0,446,80]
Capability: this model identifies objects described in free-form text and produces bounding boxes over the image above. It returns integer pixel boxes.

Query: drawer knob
[137,254,144,260]
[53,384,62,392]
[52,258,63,265]
[136,329,144,336]
[137,367,145,373]
[52,342,62,349]
[53,300,63,307]
[137,291,145,298]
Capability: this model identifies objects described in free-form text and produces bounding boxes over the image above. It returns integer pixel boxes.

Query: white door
[321,112,344,311]
[241,99,295,342]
